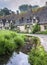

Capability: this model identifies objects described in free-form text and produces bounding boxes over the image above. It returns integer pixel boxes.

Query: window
[25,25,30,29]
[19,17,24,24]
[19,19,22,23]
[21,17,24,21]
[44,26,47,29]
[36,17,40,22]
[27,19,29,23]
[5,27,9,29]
[33,19,36,23]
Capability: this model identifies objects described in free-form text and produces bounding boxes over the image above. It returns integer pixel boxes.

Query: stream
[0,36,32,65]
[0,52,30,65]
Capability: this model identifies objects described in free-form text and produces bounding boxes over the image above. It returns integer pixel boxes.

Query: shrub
[29,41,47,65]
[32,24,40,33]
[0,30,25,55]
[14,36,25,48]
[28,36,47,65]
[0,31,17,55]
[19,34,27,41]
[4,39,16,53]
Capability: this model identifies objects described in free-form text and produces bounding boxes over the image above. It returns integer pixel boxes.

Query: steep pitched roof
[0,6,47,25]
[34,6,47,24]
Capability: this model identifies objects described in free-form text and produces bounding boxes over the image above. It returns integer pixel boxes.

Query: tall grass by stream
[0,30,25,55]
[28,36,47,65]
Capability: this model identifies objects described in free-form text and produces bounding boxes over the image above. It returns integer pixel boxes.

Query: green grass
[0,30,25,55]
[36,30,47,34]
[29,46,47,65]
[28,36,47,65]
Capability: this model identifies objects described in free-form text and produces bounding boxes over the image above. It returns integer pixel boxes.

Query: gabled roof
[0,6,47,25]
[34,6,47,24]
[0,10,33,21]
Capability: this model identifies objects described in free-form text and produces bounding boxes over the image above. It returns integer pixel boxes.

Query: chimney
[45,2,47,6]
[16,10,19,15]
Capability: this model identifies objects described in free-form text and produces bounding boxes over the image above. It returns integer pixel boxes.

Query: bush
[29,46,47,65]
[29,37,47,65]
[32,24,40,33]
[19,34,27,41]
[0,30,25,55]
[0,30,17,55]
[14,36,25,48]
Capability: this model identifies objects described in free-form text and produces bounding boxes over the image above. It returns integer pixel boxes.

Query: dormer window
[10,20,12,23]
[32,16,38,25]
[32,16,39,25]
[21,17,24,21]
[0,20,2,23]
[19,19,22,23]
[2,19,6,26]
[33,19,36,23]
[27,19,30,23]
[19,17,24,24]
[36,16,40,22]
[27,19,29,21]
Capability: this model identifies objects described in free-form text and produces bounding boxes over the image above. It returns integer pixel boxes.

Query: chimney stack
[45,2,47,6]
[16,10,19,15]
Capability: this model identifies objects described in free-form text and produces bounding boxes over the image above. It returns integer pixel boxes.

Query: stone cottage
[0,4,47,32]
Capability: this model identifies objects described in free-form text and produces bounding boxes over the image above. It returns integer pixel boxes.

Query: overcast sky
[0,0,47,12]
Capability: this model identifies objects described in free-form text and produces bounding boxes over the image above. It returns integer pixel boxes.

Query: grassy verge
[36,30,47,34]
[28,36,47,65]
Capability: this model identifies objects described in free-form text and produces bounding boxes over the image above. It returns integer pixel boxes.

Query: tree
[19,4,39,12]
[0,8,15,16]
[19,4,32,12]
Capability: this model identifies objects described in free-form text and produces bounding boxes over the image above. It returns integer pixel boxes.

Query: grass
[0,30,25,55]
[28,36,47,65]
[36,30,47,34]
[29,46,47,65]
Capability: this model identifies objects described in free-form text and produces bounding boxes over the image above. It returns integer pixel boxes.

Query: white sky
[0,0,47,12]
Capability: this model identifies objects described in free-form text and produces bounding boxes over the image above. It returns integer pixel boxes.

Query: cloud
[0,0,47,12]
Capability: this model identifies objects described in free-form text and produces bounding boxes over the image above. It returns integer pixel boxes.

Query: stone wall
[40,24,47,31]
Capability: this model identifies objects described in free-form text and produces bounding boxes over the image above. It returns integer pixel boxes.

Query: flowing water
[0,52,30,65]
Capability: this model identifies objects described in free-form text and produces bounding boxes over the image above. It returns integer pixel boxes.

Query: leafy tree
[32,5,39,9]
[19,4,39,12]
[0,8,15,16]
[19,4,32,12]
[19,4,28,12]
